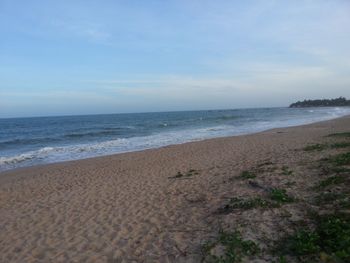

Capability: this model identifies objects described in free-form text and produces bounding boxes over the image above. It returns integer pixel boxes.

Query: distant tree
[289,97,350,108]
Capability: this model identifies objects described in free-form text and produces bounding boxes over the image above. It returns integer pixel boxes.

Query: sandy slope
[0,116,349,262]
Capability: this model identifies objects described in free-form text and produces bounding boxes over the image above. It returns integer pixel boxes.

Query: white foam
[1,107,350,171]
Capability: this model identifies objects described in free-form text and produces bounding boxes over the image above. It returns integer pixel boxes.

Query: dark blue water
[1,107,350,171]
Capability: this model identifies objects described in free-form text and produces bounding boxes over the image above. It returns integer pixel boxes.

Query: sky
[1,0,350,118]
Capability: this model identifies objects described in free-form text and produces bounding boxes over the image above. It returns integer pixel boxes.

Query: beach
[1,115,350,262]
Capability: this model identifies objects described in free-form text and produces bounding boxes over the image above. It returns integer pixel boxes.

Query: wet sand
[1,115,349,262]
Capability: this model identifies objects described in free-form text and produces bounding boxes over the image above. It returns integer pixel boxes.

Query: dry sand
[1,116,350,262]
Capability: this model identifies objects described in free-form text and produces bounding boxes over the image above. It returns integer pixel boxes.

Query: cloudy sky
[1,0,350,117]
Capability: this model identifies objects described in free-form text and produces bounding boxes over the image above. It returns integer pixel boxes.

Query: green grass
[285,181,296,187]
[329,152,350,166]
[287,229,321,255]
[257,161,274,167]
[239,170,256,180]
[281,166,293,176]
[303,144,327,152]
[217,191,295,214]
[279,213,350,262]
[217,197,275,214]
[339,198,350,209]
[186,169,200,176]
[174,171,184,178]
[269,188,294,203]
[170,169,199,179]
[330,142,350,149]
[330,166,350,174]
[315,176,345,190]
[327,132,350,138]
[314,192,346,205]
[202,230,260,263]
[304,142,350,152]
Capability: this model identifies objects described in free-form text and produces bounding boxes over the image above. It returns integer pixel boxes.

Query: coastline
[1,114,349,177]
[2,107,350,173]
[1,115,350,262]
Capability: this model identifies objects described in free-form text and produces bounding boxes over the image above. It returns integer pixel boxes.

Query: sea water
[1,107,350,171]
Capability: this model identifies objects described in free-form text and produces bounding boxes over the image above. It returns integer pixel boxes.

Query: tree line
[289,97,350,108]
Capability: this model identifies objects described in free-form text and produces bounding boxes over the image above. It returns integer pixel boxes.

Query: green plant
[329,152,350,166]
[330,142,350,149]
[303,144,327,152]
[278,213,350,262]
[330,166,350,174]
[269,188,294,203]
[203,230,260,263]
[315,176,345,190]
[281,166,293,176]
[314,192,346,205]
[174,172,184,178]
[186,169,199,176]
[285,181,296,187]
[217,197,278,214]
[239,170,256,179]
[257,161,274,167]
[327,132,350,138]
[170,169,199,179]
[288,229,320,255]
[317,214,350,261]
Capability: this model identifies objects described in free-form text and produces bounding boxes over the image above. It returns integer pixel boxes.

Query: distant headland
[289,97,350,108]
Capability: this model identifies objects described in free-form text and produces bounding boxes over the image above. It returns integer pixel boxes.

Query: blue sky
[1,0,350,117]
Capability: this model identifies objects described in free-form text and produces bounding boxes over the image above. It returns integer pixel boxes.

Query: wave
[0,137,61,148]
[64,129,124,138]
[1,107,350,171]
[0,128,131,148]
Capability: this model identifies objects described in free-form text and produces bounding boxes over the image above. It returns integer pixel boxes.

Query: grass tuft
[315,176,345,190]
[330,142,350,149]
[281,166,293,176]
[239,170,256,180]
[285,181,296,187]
[170,169,199,179]
[202,230,260,263]
[327,132,350,138]
[269,188,294,203]
[314,192,346,205]
[303,144,327,152]
[329,152,350,166]
[279,213,350,262]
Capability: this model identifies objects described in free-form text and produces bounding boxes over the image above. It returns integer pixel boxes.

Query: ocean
[1,107,350,172]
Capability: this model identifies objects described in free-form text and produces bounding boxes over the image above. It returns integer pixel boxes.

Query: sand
[0,116,349,262]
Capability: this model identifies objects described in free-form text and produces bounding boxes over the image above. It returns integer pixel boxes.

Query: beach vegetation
[174,171,184,178]
[278,213,350,262]
[315,192,346,205]
[330,141,350,149]
[285,181,296,187]
[257,161,274,167]
[202,230,259,263]
[169,169,199,179]
[303,144,327,152]
[239,170,256,179]
[329,151,350,166]
[330,166,350,174]
[314,192,346,206]
[314,176,345,190]
[187,169,200,176]
[217,197,275,214]
[269,188,294,203]
[327,132,350,138]
[281,166,293,175]
[304,142,350,152]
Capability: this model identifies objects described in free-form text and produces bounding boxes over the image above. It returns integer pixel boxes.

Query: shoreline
[1,115,350,262]
[1,114,349,176]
